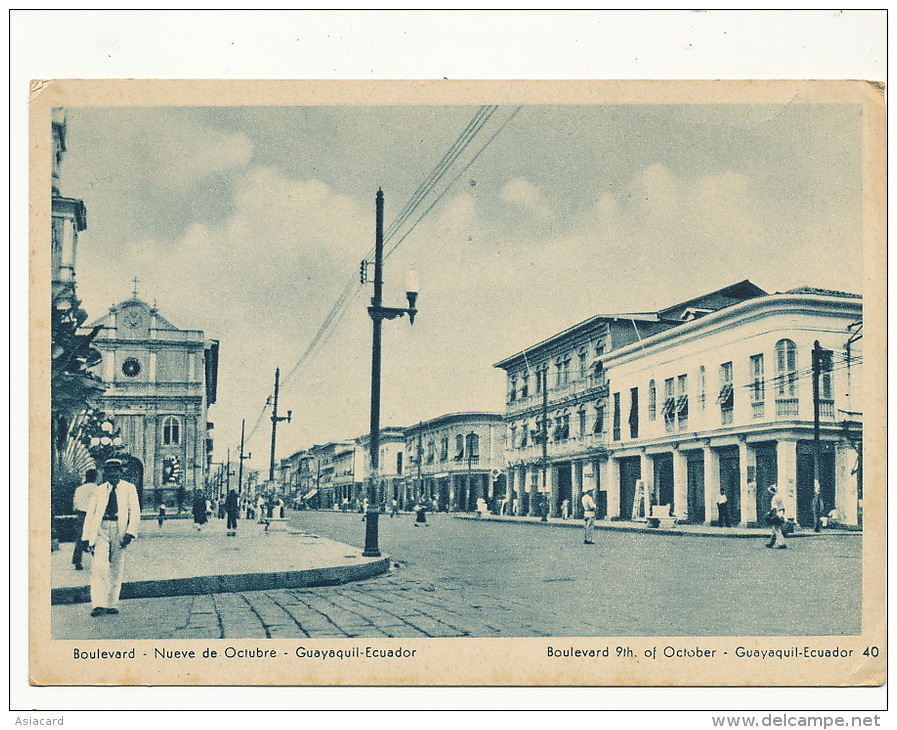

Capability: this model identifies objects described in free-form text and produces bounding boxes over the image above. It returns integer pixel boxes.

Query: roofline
[404,411,505,433]
[493,313,660,369]
[603,291,862,366]
[657,278,767,316]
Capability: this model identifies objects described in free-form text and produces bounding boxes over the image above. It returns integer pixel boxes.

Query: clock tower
[84,294,219,510]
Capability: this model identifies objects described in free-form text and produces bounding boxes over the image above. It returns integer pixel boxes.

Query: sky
[58,99,864,471]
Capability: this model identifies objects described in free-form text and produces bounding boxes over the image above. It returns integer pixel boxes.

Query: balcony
[506,375,609,414]
[508,433,606,463]
[775,398,800,417]
[819,399,835,419]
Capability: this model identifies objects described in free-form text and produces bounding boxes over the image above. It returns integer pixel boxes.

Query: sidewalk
[453,512,860,538]
[51,514,390,605]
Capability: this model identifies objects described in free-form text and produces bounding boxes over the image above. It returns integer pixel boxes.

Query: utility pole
[363,189,419,557]
[225,448,231,492]
[812,340,832,528]
[238,419,252,495]
[268,367,292,487]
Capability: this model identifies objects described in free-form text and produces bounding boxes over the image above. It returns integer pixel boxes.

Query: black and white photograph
[31,78,884,689]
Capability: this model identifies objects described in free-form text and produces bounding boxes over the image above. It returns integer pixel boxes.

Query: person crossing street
[79,458,141,617]
[581,489,596,545]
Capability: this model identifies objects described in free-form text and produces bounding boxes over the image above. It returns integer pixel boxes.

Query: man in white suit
[80,457,141,616]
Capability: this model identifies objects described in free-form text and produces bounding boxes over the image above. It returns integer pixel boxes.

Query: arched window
[162,416,181,446]
[775,339,798,398]
[648,379,657,420]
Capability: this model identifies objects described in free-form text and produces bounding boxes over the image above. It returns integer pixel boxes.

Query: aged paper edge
[28,79,886,687]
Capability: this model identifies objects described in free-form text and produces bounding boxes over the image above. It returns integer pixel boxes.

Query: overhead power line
[239,105,522,452]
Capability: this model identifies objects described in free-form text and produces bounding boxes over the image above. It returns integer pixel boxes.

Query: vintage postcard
[29,79,885,687]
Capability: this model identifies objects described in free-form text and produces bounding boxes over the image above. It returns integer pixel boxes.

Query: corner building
[602,288,862,528]
[496,282,863,527]
[404,413,505,512]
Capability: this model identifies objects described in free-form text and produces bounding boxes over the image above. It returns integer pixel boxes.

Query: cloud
[500,178,551,220]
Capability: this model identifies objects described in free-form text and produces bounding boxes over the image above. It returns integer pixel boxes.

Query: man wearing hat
[79,457,141,616]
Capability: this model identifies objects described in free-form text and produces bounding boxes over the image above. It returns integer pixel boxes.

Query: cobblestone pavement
[52,511,862,640]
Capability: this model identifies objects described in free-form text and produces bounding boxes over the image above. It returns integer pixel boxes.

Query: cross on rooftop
[131,277,140,299]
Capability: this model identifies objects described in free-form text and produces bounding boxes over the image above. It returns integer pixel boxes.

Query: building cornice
[602,293,862,368]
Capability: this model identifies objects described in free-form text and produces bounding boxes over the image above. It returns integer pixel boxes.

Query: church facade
[86,295,219,510]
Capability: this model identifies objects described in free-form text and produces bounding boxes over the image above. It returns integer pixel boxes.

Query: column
[672,447,687,521]
[776,440,799,521]
[449,475,458,511]
[528,465,538,516]
[104,348,116,383]
[572,460,584,519]
[704,446,720,525]
[640,452,653,506]
[606,458,620,519]
[835,443,859,525]
[740,440,757,525]
[548,463,559,517]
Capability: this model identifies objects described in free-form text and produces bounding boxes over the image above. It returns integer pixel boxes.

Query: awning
[303,489,318,500]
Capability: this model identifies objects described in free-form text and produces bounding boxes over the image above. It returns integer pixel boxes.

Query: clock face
[122,357,141,378]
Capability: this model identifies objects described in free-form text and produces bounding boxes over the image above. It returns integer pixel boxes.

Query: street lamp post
[363,188,419,557]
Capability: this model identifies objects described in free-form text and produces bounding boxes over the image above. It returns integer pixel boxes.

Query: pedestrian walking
[765,485,788,549]
[193,492,208,532]
[716,490,731,527]
[581,489,596,545]
[157,503,166,529]
[225,489,239,536]
[71,469,98,571]
[414,501,429,527]
[389,498,399,518]
[476,497,488,517]
[561,498,570,520]
[79,457,140,617]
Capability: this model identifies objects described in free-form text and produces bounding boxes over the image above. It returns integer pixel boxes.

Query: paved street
[52,511,861,640]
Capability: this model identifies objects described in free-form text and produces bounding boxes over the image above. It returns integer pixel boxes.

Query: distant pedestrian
[414,502,429,527]
[476,497,488,517]
[765,485,788,549]
[225,489,239,536]
[581,489,596,545]
[256,496,266,523]
[157,503,166,529]
[361,498,369,520]
[80,458,140,617]
[561,498,570,520]
[71,468,98,571]
[716,490,731,527]
[390,498,399,518]
[512,497,519,516]
[193,493,208,532]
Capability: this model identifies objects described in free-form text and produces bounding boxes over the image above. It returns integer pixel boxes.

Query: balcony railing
[751,401,766,419]
[775,398,799,417]
[819,399,835,419]
[507,375,609,412]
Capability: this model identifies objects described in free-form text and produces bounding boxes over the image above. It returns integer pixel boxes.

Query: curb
[452,514,857,539]
[52,556,391,605]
